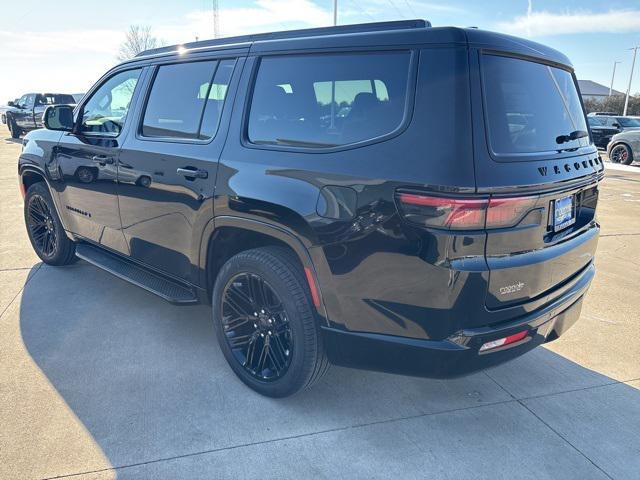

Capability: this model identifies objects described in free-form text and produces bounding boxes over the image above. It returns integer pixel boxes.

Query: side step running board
[75,243,198,304]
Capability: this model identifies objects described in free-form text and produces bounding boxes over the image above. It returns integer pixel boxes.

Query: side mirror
[44,105,74,132]
[7,101,15,107]
[612,123,621,129]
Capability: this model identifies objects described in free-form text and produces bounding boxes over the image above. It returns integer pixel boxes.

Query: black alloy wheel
[212,247,329,397]
[221,272,293,381]
[27,193,58,258]
[610,144,633,165]
[24,182,77,265]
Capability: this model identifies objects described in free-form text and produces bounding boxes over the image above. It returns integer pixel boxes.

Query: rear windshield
[482,54,589,155]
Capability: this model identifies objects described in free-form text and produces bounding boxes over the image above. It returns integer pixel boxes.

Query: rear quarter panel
[216,47,480,339]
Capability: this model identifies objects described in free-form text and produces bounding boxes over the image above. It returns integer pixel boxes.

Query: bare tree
[583,94,640,116]
[117,25,163,61]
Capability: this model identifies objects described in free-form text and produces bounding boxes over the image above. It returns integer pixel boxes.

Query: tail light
[396,192,538,230]
[486,196,539,229]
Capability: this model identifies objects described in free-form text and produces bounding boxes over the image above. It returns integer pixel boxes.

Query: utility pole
[333,0,337,26]
[609,61,621,96]
[212,0,220,39]
[623,46,638,116]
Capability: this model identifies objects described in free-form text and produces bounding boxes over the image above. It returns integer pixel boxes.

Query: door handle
[92,155,114,165]
[177,167,208,179]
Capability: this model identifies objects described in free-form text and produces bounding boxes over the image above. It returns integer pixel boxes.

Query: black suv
[587,117,619,149]
[18,21,603,397]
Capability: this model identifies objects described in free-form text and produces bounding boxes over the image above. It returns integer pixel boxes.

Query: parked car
[5,93,76,138]
[607,130,639,165]
[587,116,619,148]
[18,21,603,397]
[585,114,640,135]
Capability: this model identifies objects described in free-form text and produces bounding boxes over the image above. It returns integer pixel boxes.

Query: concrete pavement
[1,126,639,479]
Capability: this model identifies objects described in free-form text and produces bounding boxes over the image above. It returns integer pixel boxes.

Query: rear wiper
[556,130,588,145]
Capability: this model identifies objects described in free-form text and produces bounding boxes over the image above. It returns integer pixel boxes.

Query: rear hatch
[470,45,603,309]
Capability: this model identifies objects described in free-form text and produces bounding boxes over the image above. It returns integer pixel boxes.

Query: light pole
[610,61,621,96]
[333,0,338,26]
[623,46,638,116]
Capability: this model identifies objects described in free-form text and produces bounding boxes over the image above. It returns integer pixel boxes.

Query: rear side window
[37,94,75,105]
[618,117,640,127]
[482,54,589,156]
[142,60,234,140]
[248,52,411,148]
[200,59,236,138]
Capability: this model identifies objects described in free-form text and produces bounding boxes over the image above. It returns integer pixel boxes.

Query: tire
[136,175,151,188]
[610,143,633,165]
[76,166,97,183]
[212,246,329,397]
[7,116,20,139]
[24,182,77,266]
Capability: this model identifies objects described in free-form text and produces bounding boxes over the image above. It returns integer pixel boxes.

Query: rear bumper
[322,263,593,378]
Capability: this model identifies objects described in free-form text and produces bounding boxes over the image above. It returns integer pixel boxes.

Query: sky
[1,0,639,102]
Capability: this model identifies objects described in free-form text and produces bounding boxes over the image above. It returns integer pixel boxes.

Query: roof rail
[136,19,430,58]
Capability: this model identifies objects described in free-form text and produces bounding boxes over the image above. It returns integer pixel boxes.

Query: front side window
[248,52,411,148]
[142,59,235,140]
[482,54,589,155]
[81,69,141,136]
[24,94,36,108]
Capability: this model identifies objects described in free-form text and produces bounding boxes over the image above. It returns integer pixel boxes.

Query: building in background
[578,80,624,103]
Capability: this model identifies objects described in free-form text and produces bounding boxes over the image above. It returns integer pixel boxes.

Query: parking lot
[0,124,639,480]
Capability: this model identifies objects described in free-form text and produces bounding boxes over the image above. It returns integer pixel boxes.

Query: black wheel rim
[27,195,58,257]
[611,146,627,163]
[221,273,292,382]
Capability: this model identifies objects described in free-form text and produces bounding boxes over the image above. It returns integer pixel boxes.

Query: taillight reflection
[397,192,538,230]
[486,196,539,229]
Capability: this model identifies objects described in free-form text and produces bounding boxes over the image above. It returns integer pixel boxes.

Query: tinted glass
[142,60,230,140]
[248,52,411,148]
[37,94,76,105]
[618,117,640,127]
[587,117,605,127]
[200,59,236,139]
[483,55,589,155]
[81,69,141,136]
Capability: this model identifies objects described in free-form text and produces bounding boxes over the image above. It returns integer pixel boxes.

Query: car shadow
[16,262,640,477]
[3,137,22,144]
